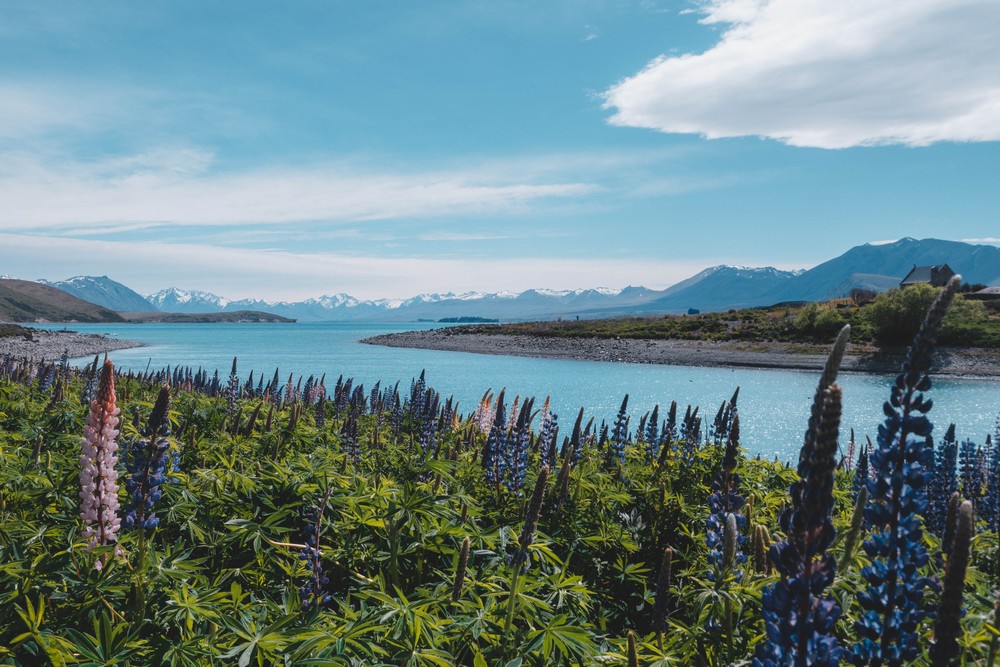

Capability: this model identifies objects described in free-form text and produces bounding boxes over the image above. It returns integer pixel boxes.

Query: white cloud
[0,233,715,300]
[603,0,1000,148]
[962,237,1000,245]
[0,150,596,231]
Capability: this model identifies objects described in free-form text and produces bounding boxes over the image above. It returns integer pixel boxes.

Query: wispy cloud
[962,237,1000,245]
[603,0,1000,148]
[0,232,724,301]
[0,150,597,232]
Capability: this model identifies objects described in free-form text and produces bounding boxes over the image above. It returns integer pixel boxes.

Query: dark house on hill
[900,264,956,288]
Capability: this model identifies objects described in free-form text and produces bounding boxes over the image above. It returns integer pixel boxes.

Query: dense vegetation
[2,280,1000,665]
[462,285,1000,348]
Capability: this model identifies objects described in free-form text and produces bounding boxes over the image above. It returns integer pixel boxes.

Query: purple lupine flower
[79,360,122,551]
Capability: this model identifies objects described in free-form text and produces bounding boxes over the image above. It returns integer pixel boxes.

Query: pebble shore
[362,329,1000,378]
[0,328,144,361]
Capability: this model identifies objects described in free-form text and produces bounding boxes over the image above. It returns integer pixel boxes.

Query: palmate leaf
[523,613,598,663]
[64,613,146,666]
[219,609,298,667]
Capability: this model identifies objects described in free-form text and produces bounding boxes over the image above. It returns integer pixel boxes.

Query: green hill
[0,279,126,323]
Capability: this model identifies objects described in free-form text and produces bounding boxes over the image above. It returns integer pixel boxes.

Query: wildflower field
[2,279,1000,665]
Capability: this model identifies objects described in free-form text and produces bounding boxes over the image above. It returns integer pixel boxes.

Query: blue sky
[1,0,998,300]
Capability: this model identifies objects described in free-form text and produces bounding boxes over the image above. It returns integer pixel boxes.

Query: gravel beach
[362,329,1000,378]
[0,327,144,361]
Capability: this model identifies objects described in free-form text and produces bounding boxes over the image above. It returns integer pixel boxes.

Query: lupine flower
[707,413,746,569]
[608,395,629,467]
[653,547,673,635]
[930,500,974,666]
[514,465,549,566]
[982,434,1000,532]
[452,536,471,602]
[929,425,959,535]
[483,390,507,486]
[299,489,334,610]
[122,385,172,533]
[341,405,360,464]
[79,360,122,550]
[226,357,239,414]
[504,401,532,493]
[645,404,660,461]
[852,276,960,666]
[81,354,100,404]
[756,325,849,667]
[959,438,982,508]
[852,442,870,502]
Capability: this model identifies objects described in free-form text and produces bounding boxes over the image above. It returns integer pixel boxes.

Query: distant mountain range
[11,238,1000,323]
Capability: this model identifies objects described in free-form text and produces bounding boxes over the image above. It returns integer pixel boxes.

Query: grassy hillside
[0,279,125,323]
[459,286,1000,348]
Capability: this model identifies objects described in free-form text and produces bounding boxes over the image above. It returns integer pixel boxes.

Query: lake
[40,321,1000,461]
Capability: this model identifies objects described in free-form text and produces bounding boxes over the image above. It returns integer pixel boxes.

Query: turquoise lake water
[37,322,1000,461]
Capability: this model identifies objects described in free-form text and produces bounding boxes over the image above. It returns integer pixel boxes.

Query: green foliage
[1,366,998,665]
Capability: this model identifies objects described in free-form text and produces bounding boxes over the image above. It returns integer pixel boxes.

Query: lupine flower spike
[756,324,850,666]
[929,500,973,666]
[452,536,471,602]
[853,276,960,666]
[122,385,171,532]
[79,360,122,556]
[300,487,334,610]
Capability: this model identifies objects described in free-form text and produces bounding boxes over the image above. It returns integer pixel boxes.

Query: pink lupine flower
[79,359,122,552]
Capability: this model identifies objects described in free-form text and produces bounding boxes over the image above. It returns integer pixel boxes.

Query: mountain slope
[762,238,1000,302]
[41,276,156,312]
[0,279,126,323]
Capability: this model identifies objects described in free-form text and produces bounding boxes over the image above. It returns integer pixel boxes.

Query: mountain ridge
[23,238,1000,323]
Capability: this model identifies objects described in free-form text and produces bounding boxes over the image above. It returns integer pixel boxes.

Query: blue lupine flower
[852,276,960,667]
[122,385,172,533]
[706,413,746,570]
[645,404,660,461]
[299,489,334,610]
[483,391,507,486]
[503,399,533,493]
[959,438,982,507]
[928,424,959,535]
[341,405,360,463]
[756,326,849,667]
[608,395,629,467]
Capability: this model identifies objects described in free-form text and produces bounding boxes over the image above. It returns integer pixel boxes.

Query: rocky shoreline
[0,327,145,361]
[362,329,1000,378]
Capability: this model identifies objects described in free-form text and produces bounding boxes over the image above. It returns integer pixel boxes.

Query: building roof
[900,264,955,286]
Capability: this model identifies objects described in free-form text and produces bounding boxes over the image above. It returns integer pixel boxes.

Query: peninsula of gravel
[0,324,144,360]
[362,329,1000,377]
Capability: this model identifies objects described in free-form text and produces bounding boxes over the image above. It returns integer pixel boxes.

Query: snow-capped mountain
[146,288,232,312]
[39,276,156,312]
[140,285,662,322]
